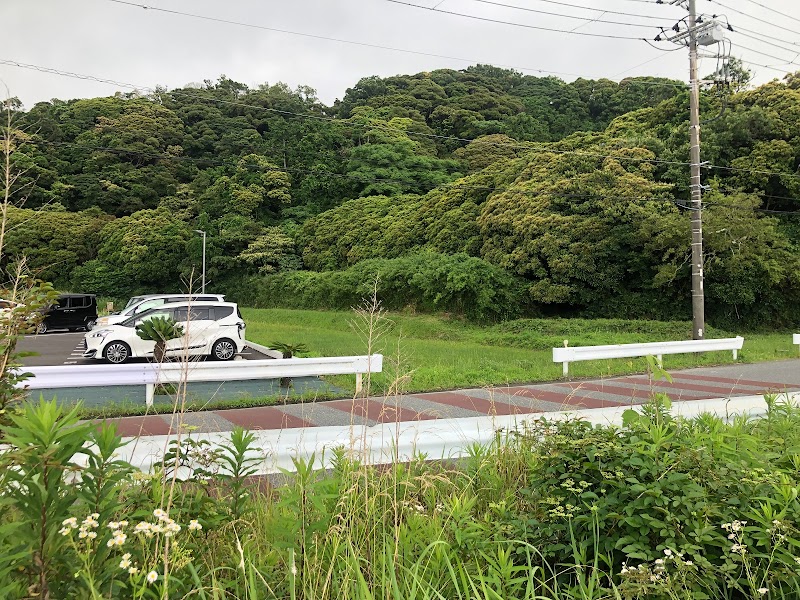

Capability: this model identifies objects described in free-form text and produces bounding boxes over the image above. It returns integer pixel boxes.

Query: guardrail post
[732,348,738,361]
[656,354,663,367]
[562,362,569,377]
[145,384,154,407]
[355,373,363,395]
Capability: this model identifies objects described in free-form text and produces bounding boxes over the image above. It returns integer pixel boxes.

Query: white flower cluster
[619,548,694,583]
[60,514,101,540]
[722,521,749,555]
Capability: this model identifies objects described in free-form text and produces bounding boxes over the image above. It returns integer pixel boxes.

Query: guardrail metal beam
[16,355,383,406]
[552,337,744,376]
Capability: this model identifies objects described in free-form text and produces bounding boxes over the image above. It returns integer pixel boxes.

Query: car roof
[132,293,225,300]
[154,301,237,308]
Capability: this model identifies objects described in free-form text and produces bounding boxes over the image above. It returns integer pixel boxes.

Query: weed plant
[2,394,800,598]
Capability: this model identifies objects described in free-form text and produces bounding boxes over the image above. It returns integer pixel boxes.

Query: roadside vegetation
[243,307,797,394]
[2,394,800,599]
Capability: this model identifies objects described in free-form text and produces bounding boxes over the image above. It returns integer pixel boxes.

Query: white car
[84,301,246,364]
[97,294,225,328]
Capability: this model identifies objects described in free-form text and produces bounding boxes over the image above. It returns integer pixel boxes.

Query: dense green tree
[74,208,191,295]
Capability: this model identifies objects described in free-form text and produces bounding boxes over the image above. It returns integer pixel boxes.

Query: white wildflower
[153,509,168,521]
[188,520,202,532]
[62,517,78,528]
[146,570,158,584]
[758,588,768,595]
[663,549,673,557]
[128,566,139,575]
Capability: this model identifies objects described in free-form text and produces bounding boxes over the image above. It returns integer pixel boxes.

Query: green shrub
[233,251,528,322]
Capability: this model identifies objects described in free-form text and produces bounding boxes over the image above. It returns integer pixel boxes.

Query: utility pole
[687,0,705,340]
[658,0,724,339]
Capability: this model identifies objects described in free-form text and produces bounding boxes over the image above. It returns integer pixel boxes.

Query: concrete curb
[115,392,798,476]
[244,340,283,360]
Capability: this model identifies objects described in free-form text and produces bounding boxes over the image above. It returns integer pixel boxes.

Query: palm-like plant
[271,341,308,388]
[136,316,184,363]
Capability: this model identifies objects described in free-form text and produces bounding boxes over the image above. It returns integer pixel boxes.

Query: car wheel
[85,319,96,331]
[104,341,131,364]
[211,338,236,361]
[36,322,48,335]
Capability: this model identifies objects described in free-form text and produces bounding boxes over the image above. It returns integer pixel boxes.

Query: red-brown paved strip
[216,407,310,430]
[326,398,436,423]
[106,415,173,437]
[671,373,800,389]
[414,392,535,416]
[555,382,677,401]
[501,387,628,409]
[615,376,755,396]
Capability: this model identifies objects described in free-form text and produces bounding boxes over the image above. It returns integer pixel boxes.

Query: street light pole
[194,229,206,293]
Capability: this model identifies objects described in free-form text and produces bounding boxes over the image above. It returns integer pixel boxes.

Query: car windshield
[124,296,148,309]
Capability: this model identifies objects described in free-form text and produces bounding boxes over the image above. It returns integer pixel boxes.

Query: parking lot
[17,331,272,367]
[13,331,342,408]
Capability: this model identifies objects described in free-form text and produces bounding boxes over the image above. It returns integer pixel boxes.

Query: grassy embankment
[243,307,798,395]
[75,308,795,417]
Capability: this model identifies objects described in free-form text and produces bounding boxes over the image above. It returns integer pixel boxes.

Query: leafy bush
[234,251,529,321]
[3,395,800,598]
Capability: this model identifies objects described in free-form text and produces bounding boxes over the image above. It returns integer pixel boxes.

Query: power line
[736,25,800,49]
[474,0,682,22]
[733,42,800,67]
[463,0,666,28]
[738,0,800,25]
[735,56,798,75]
[734,30,800,57]
[382,0,650,40]
[3,58,798,181]
[708,0,800,37]
[100,0,685,90]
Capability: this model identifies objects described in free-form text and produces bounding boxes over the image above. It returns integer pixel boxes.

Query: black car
[37,294,98,334]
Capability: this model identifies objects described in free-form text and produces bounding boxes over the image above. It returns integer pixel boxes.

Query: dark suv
[37,294,98,334]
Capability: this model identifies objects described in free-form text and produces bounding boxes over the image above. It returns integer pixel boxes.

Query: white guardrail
[794,333,800,351]
[16,355,383,406]
[553,337,744,376]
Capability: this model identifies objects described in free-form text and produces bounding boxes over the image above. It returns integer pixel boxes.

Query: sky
[2,0,799,109]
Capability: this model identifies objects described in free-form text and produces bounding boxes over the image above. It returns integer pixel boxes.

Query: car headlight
[89,329,112,339]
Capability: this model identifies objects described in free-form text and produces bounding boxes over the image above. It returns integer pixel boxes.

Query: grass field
[242,308,798,395]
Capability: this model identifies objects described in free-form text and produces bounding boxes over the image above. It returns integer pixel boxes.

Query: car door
[184,306,217,355]
[131,307,175,358]
[45,297,69,329]
[66,296,90,329]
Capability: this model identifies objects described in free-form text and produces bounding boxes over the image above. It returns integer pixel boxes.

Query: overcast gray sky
[2,0,798,109]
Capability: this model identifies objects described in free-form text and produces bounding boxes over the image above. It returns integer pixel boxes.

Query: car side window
[138,309,173,324]
[212,306,234,320]
[188,307,211,321]
[173,308,188,322]
[68,296,89,309]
